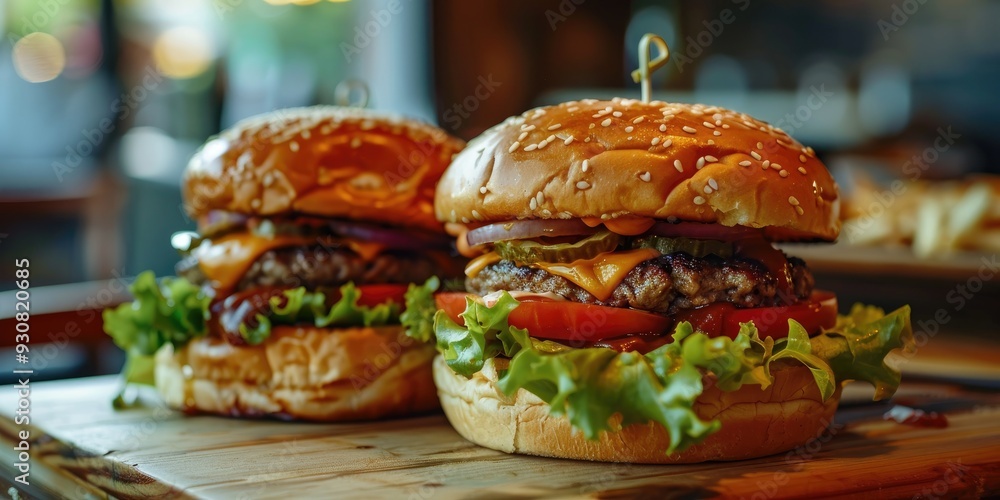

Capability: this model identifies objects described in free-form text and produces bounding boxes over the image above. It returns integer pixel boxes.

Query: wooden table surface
[2,337,1000,499]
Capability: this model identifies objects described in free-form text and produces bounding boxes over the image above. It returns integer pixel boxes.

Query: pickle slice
[630,236,733,258]
[495,231,621,264]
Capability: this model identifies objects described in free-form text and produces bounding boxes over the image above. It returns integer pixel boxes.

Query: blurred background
[1,0,999,381]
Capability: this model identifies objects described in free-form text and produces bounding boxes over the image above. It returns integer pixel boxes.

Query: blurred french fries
[841,175,1000,257]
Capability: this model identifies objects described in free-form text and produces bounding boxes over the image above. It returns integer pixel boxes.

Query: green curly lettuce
[104,272,442,406]
[429,292,913,455]
[400,276,440,342]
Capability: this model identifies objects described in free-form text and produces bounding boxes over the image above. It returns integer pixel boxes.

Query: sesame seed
[788,196,800,206]
[480,186,488,194]
[529,198,538,210]
[627,136,633,141]
[605,106,612,112]
[705,155,718,163]
[693,196,706,205]
[589,123,596,129]
[537,140,548,150]
[713,131,722,136]
[722,124,730,129]
[461,217,470,223]
[795,206,805,216]
[612,111,623,117]
[674,160,684,172]
[651,137,661,146]
[525,144,538,152]
[632,116,645,124]
[592,114,604,119]
[703,185,713,194]
[762,160,771,169]
[576,181,591,190]
[567,106,579,112]
[798,167,808,175]
[708,178,719,190]
[508,142,520,153]
[564,136,574,145]
[548,123,562,131]
[585,137,592,142]
[547,134,556,142]
[518,132,528,141]
[600,118,612,127]
[750,151,762,161]
[663,139,672,147]
[739,160,752,167]
[625,126,634,133]
[799,154,808,163]
[703,121,716,129]
[522,124,536,131]
[771,163,782,170]
[806,146,816,156]
[582,160,589,172]
[696,157,706,170]
[301,130,311,139]
[683,126,697,134]
[536,192,544,204]
[472,210,482,220]
[639,171,651,182]
[290,141,301,152]
[756,142,763,150]
[263,173,274,186]
[779,170,789,178]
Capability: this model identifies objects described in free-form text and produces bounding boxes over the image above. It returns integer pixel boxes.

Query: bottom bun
[156,325,438,421]
[433,355,841,463]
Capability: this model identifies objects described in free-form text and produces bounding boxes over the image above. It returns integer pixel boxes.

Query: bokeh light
[152,26,214,79]
[12,32,67,83]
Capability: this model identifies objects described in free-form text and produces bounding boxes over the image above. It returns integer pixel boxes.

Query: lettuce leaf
[401,277,440,342]
[104,273,443,404]
[429,292,914,454]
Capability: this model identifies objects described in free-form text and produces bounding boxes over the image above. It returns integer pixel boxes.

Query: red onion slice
[465,219,598,246]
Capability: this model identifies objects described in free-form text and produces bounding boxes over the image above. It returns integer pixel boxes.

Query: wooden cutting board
[1,374,999,499]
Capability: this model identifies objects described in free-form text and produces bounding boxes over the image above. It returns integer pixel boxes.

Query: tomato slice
[354,284,409,308]
[673,291,837,339]
[436,291,837,344]
[435,292,672,343]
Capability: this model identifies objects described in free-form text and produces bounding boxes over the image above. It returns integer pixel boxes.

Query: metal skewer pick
[630,34,670,103]
[335,79,370,108]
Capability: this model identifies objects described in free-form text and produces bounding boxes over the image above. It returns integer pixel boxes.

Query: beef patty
[467,253,814,313]
[177,245,457,292]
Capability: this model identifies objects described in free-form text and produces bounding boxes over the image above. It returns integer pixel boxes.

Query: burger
[421,98,913,462]
[103,106,466,420]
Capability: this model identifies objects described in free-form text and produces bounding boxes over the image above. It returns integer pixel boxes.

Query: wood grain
[0,374,998,499]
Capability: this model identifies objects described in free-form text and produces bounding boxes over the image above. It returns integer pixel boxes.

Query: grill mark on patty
[467,253,814,313]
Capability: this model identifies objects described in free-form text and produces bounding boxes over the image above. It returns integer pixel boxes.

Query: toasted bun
[436,98,840,241]
[183,106,466,233]
[433,355,841,463]
[156,325,438,421]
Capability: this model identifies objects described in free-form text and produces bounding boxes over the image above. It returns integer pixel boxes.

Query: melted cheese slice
[465,252,502,277]
[193,233,387,294]
[533,248,660,301]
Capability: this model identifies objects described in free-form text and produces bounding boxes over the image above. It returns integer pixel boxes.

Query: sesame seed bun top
[183,106,466,233]
[434,98,840,241]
